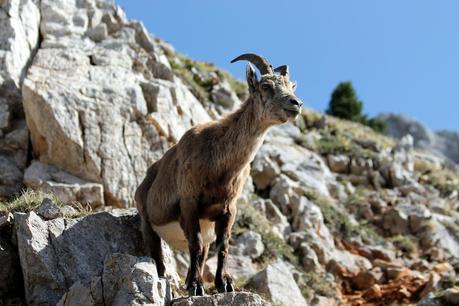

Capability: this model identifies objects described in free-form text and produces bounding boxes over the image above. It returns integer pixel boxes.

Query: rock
[57,253,171,306]
[60,205,78,217]
[382,208,409,235]
[210,80,241,109]
[0,211,13,228]
[235,231,264,259]
[350,157,373,176]
[172,292,266,306]
[35,198,63,220]
[15,209,144,305]
[311,295,337,306]
[418,293,443,306]
[441,287,459,305]
[251,154,280,190]
[56,281,96,306]
[397,203,432,233]
[419,219,459,259]
[298,242,322,272]
[419,272,441,298]
[262,134,333,197]
[264,199,291,238]
[0,236,21,298]
[101,253,171,306]
[327,154,349,174]
[290,200,370,274]
[351,271,377,290]
[247,260,308,306]
[203,255,257,283]
[24,161,105,209]
[378,113,459,165]
[270,174,298,215]
[22,0,211,207]
[0,155,24,199]
[86,23,108,42]
[0,0,39,198]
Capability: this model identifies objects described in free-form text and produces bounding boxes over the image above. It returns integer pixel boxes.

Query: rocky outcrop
[172,292,266,306]
[15,209,143,304]
[21,0,210,207]
[57,253,171,306]
[0,0,40,198]
[0,0,458,305]
[378,113,459,165]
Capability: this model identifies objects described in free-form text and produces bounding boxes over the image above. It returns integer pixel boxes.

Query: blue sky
[117,0,459,131]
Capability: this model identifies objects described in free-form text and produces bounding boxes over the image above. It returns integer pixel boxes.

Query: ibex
[135,53,303,296]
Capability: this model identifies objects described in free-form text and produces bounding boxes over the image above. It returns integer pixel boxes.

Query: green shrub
[326,82,386,133]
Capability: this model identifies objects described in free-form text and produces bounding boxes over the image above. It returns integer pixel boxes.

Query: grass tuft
[0,189,91,218]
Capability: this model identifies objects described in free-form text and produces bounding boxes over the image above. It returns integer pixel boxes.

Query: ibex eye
[261,83,271,90]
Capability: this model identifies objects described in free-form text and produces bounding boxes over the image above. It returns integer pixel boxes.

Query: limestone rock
[378,113,459,165]
[172,292,266,306]
[382,208,409,235]
[247,260,308,306]
[24,161,104,208]
[235,231,264,259]
[251,154,280,190]
[101,253,171,306]
[210,80,241,109]
[0,0,40,198]
[327,154,350,174]
[57,253,171,306]
[22,0,211,207]
[15,209,143,305]
[203,255,257,283]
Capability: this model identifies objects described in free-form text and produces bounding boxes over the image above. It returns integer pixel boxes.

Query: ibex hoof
[216,277,234,293]
[187,281,205,296]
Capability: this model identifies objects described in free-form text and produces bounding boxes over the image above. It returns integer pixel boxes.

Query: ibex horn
[230,53,273,75]
[274,65,289,76]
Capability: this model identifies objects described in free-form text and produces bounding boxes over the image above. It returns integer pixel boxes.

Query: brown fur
[135,62,302,295]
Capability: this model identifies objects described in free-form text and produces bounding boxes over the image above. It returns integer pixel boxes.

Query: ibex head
[231,53,303,124]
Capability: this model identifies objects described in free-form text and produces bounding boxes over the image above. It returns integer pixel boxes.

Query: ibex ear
[246,63,259,93]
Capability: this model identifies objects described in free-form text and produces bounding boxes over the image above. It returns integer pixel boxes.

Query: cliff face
[0,1,458,306]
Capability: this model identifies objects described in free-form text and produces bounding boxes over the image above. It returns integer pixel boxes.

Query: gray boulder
[247,260,308,306]
[57,253,171,306]
[235,231,265,259]
[172,292,266,306]
[15,209,143,305]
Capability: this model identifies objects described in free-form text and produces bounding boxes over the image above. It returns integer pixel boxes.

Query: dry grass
[0,189,91,218]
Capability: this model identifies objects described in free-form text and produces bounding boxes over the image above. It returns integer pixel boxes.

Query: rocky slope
[1,0,459,305]
[378,113,459,167]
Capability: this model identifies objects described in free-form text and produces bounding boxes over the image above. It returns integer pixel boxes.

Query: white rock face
[0,0,40,198]
[248,260,308,306]
[24,161,104,208]
[22,0,211,207]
